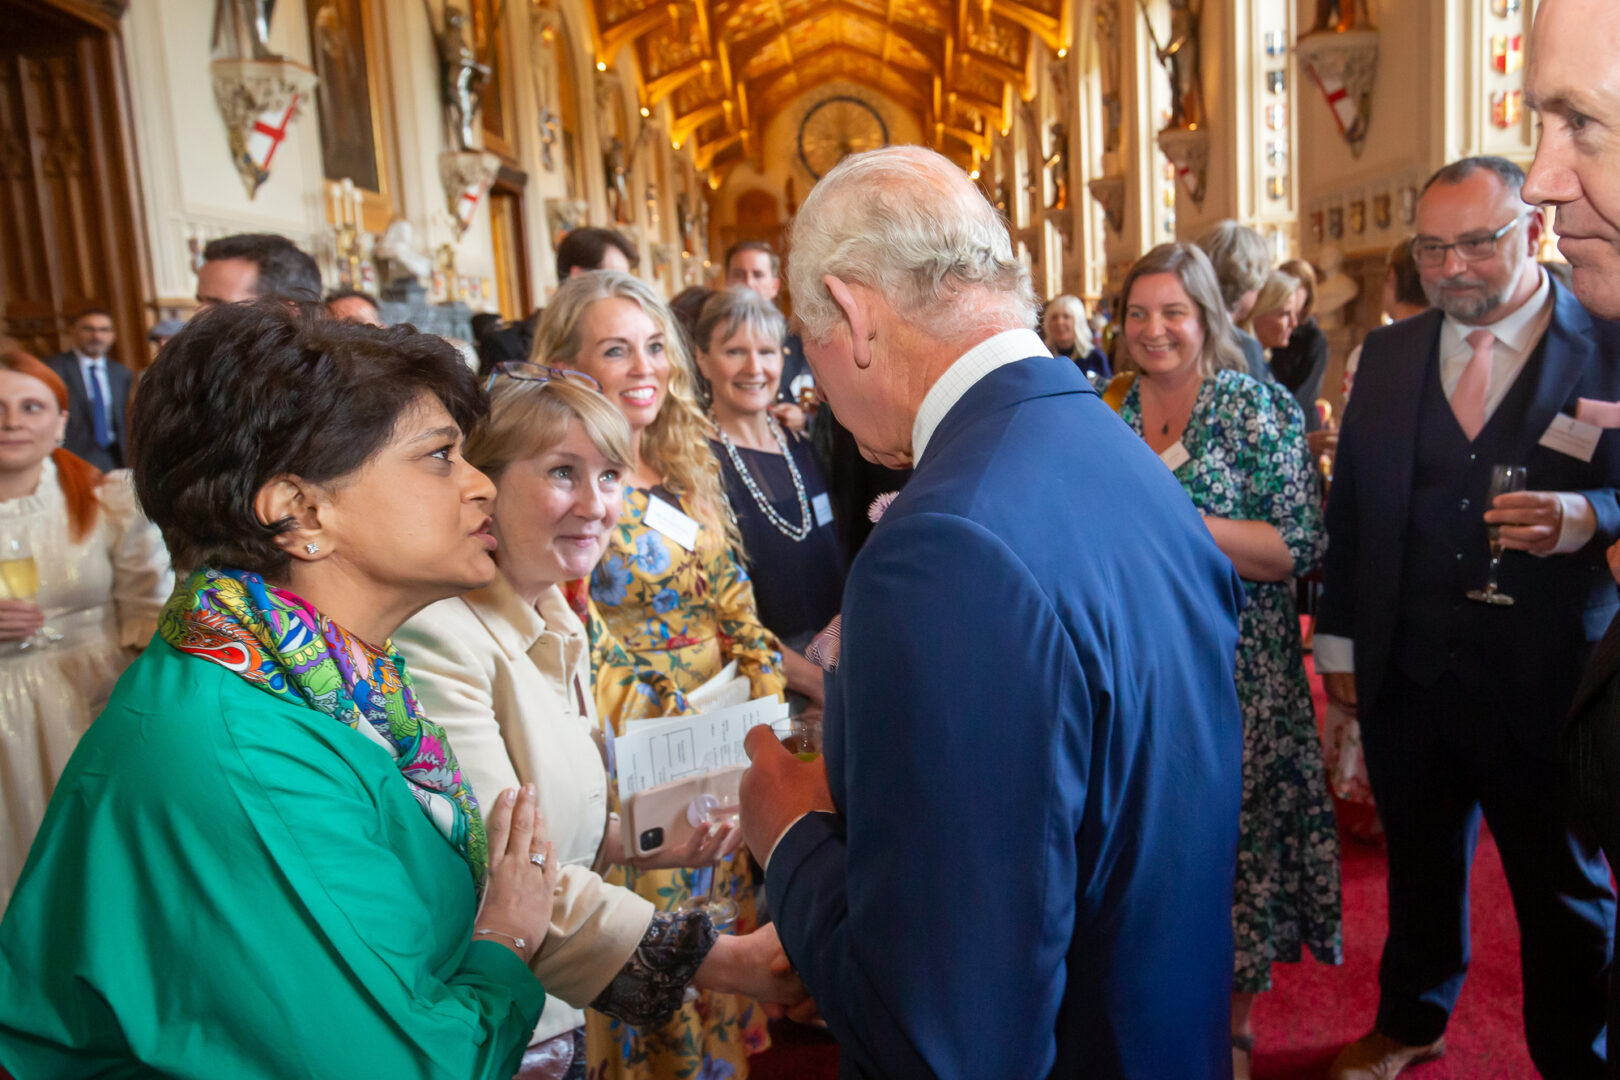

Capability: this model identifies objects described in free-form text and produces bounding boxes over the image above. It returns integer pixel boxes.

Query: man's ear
[254,475,329,561]
[824,276,873,370]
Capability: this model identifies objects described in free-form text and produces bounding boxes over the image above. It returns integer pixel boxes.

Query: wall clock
[796,95,890,180]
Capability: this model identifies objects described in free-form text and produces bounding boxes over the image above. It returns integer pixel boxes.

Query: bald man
[1528,5,1620,1072]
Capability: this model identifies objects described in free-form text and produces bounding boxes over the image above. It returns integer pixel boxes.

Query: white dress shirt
[1315,267,1595,675]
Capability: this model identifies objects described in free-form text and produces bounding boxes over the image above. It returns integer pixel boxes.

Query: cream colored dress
[0,459,173,909]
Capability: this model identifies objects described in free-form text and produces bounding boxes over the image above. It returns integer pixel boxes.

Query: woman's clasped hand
[474,783,561,962]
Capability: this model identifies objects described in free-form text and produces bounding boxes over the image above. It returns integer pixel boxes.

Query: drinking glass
[772,714,822,762]
[677,775,740,930]
[0,534,50,649]
[1466,464,1528,606]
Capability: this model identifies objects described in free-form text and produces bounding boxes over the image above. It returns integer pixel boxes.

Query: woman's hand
[0,600,45,642]
[624,818,744,870]
[474,784,560,964]
[770,402,808,433]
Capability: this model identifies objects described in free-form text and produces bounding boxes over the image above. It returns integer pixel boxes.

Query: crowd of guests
[5,11,1620,1068]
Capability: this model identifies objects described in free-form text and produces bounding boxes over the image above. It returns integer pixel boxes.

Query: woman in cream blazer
[396,371,800,1077]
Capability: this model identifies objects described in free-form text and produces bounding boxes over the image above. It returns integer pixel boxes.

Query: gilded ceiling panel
[890,0,948,35]
[600,0,658,29]
[842,17,887,54]
[962,8,1027,67]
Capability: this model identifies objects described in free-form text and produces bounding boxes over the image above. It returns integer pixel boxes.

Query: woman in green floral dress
[531,271,784,1080]
[1107,243,1342,1079]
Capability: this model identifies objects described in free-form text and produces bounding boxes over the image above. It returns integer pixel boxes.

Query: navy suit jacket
[1319,279,1620,753]
[767,356,1246,1079]
[43,351,133,473]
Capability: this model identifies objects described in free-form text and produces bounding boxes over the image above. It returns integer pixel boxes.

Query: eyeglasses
[484,362,601,394]
[1411,214,1528,269]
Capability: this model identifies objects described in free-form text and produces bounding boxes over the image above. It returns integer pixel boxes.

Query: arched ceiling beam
[643,58,714,107]
[593,3,681,65]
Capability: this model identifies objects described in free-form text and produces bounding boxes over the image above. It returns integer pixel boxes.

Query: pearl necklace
[717,418,813,542]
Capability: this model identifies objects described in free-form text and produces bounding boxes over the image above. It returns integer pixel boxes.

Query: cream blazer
[397,577,655,1044]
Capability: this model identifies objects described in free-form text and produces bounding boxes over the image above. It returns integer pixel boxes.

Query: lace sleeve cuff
[588,910,718,1026]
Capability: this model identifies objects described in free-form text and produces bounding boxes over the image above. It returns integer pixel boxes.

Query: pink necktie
[1452,329,1495,441]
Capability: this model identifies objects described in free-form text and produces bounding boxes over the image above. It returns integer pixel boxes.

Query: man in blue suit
[738,145,1246,1079]
[1320,156,1618,1079]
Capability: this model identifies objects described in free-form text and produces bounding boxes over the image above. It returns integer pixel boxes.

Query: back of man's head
[787,145,1037,345]
[556,227,638,279]
[201,233,322,305]
[1196,221,1272,315]
[325,289,384,327]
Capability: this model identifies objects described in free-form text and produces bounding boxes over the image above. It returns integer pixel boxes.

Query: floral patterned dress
[1122,368,1343,994]
[586,485,786,1080]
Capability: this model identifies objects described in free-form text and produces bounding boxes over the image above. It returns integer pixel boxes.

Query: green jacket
[0,639,545,1078]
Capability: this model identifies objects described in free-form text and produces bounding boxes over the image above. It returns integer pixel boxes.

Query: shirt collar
[75,351,102,369]
[911,328,1048,464]
[1444,265,1550,354]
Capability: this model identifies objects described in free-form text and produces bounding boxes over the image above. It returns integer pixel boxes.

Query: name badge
[1538,413,1602,463]
[1159,441,1192,471]
[812,492,834,527]
[642,494,700,552]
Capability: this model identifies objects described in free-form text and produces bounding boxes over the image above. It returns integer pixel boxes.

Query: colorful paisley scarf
[158,567,488,886]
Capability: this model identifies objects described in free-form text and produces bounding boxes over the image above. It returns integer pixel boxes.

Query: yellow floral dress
[585,485,786,1080]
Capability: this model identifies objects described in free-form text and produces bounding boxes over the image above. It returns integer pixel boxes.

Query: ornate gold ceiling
[584,0,1071,181]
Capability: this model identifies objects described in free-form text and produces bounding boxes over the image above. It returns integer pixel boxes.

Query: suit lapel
[1516,281,1593,461]
[1367,314,1440,541]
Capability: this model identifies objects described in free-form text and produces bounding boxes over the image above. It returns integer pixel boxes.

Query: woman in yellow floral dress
[531,271,785,1080]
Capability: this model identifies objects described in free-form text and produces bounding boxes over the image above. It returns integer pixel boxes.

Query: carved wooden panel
[1,3,147,367]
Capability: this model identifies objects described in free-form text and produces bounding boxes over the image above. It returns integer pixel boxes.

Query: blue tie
[86,361,113,448]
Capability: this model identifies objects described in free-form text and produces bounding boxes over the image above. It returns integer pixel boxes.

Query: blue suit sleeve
[767,512,1086,1079]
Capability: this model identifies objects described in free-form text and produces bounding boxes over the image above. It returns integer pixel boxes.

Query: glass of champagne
[1466,464,1529,606]
[0,534,47,649]
[677,775,741,931]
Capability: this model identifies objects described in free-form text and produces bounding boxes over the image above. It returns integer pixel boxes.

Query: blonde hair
[1278,258,1318,320]
[1239,269,1302,337]
[464,376,634,480]
[529,271,742,553]
[1115,243,1248,379]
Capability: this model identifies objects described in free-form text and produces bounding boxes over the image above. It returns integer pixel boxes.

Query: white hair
[787,146,1038,344]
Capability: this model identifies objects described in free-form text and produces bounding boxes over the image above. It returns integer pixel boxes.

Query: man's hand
[1323,672,1357,717]
[1486,490,1565,555]
[770,402,808,433]
[739,725,834,861]
[1607,539,1620,586]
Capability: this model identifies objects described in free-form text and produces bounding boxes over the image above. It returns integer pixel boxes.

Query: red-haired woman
[0,347,172,908]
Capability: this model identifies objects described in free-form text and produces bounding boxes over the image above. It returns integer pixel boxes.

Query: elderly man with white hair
[738,146,1246,1078]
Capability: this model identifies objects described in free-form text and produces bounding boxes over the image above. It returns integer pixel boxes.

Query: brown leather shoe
[1329,1031,1446,1080]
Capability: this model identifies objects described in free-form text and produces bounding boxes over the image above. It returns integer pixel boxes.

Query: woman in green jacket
[0,304,560,1079]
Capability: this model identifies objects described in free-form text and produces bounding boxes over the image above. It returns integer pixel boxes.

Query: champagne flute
[0,534,48,649]
[1466,464,1528,606]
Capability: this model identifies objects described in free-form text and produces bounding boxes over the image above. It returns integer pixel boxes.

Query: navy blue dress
[710,431,847,649]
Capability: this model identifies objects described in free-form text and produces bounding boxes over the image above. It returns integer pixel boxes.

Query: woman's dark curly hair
[130,301,486,578]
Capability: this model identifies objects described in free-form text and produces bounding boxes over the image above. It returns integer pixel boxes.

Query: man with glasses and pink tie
[1319,155,1620,1079]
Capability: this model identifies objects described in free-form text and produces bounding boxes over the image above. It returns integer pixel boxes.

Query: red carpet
[749,649,1543,1080]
